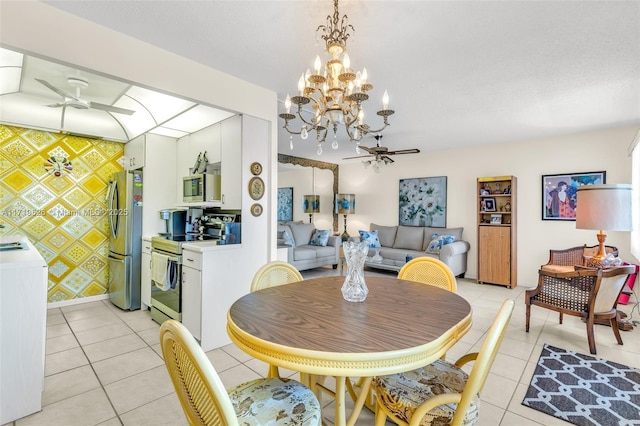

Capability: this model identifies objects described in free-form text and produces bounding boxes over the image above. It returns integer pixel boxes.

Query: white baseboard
[47,294,109,309]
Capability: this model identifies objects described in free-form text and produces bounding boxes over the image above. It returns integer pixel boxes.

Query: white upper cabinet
[124,134,145,170]
[220,115,242,209]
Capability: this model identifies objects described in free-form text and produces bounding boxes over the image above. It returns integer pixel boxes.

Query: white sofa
[277,222,341,271]
[355,223,470,277]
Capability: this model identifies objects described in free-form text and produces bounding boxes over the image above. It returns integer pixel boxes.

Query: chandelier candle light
[280,0,395,155]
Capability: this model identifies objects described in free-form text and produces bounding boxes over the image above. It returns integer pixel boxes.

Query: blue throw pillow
[427,234,456,254]
[309,229,330,247]
[359,229,381,248]
[282,230,295,247]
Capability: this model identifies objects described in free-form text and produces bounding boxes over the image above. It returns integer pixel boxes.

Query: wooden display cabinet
[477,176,517,288]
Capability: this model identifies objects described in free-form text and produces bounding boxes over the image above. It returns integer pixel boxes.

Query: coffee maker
[159,209,186,237]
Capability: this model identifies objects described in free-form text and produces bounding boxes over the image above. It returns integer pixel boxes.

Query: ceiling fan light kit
[279,0,395,154]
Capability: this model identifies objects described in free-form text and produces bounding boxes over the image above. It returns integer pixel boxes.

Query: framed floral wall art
[399,176,447,227]
[277,187,293,221]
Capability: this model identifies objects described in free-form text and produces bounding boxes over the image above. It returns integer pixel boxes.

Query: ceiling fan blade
[382,156,395,164]
[343,154,374,160]
[358,146,377,154]
[46,103,66,108]
[35,78,76,100]
[89,102,135,115]
[386,148,421,155]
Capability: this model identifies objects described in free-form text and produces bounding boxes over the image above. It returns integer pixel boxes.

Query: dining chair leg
[525,304,531,332]
[559,312,563,324]
[374,401,387,426]
[586,317,597,354]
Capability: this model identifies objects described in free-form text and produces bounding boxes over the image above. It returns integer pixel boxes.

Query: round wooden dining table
[227,275,472,426]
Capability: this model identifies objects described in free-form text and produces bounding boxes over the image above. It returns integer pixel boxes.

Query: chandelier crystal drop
[279,0,395,153]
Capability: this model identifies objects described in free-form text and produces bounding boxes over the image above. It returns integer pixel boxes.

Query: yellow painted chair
[250,260,303,292]
[372,299,514,426]
[250,260,303,377]
[398,257,457,292]
[159,320,321,426]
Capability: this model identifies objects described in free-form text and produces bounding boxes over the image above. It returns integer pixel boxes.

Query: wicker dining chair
[159,320,321,426]
[372,299,514,426]
[397,257,457,292]
[250,260,303,292]
[250,260,303,378]
[525,265,634,354]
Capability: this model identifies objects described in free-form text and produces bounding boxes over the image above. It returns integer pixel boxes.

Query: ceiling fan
[36,77,135,127]
[343,135,420,165]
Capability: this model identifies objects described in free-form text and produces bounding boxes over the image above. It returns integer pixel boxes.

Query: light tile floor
[6,266,640,426]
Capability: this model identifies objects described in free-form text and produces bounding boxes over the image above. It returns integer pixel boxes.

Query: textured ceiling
[21,1,640,163]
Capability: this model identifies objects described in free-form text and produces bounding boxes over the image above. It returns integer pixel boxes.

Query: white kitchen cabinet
[140,237,152,310]
[0,236,48,424]
[124,134,145,170]
[220,115,242,209]
[182,249,202,341]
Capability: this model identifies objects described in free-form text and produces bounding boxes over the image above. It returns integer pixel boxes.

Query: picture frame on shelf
[542,171,606,221]
[490,214,502,224]
[482,197,496,212]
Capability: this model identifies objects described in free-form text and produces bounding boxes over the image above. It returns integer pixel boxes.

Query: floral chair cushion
[372,359,479,426]
[228,377,321,425]
[426,234,456,254]
[359,229,381,248]
[309,229,331,247]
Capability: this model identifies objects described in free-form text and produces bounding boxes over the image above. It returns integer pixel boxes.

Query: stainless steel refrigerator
[107,170,143,310]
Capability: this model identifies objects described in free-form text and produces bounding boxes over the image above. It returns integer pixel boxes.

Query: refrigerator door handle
[108,180,119,240]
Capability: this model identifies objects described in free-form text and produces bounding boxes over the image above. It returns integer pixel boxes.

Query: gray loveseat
[355,223,470,277]
[277,222,341,271]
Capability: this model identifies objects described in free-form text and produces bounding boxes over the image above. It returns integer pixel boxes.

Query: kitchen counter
[182,241,242,252]
[0,235,48,424]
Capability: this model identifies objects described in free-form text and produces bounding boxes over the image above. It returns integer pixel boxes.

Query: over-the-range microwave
[183,174,221,203]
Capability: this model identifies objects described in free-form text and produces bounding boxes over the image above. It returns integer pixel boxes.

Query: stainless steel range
[149,234,218,325]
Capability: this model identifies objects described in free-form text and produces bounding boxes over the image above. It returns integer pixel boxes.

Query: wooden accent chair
[525,265,634,354]
[397,257,457,292]
[541,245,619,273]
[250,260,303,292]
[372,299,514,426]
[159,320,321,425]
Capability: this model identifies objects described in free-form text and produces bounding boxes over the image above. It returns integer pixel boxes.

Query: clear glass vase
[341,241,370,302]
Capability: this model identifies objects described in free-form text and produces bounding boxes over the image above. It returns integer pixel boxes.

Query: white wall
[278,167,334,231]
[335,126,638,286]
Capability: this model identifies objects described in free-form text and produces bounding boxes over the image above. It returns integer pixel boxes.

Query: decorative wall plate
[250,162,263,176]
[248,176,265,200]
[250,203,263,217]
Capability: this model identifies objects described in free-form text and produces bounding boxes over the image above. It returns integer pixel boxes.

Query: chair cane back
[373,299,515,426]
[525,265,634,354]
[159,320,321,426]
[250,261,303,292]
[397,257,457,292]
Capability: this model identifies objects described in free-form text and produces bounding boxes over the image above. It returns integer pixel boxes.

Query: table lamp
[303,195,320,223]
[336,194,356,242]
[576,184,633,261]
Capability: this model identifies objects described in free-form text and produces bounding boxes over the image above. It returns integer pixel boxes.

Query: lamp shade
[576,184,633,231]
[303,195,320,214]
[336,194,356,215]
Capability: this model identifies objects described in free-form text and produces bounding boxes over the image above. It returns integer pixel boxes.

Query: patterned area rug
[522,344,640,426]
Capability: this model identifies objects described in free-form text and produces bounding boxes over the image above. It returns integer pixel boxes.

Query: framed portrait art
[399,176,447,227]
[542,171,606,221]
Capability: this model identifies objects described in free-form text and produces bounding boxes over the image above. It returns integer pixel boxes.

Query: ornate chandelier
[279,0,394,155]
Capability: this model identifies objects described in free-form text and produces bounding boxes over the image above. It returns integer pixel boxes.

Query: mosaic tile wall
[0,125,124,303]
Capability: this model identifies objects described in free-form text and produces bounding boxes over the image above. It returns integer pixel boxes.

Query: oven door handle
[151,249,181,264]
